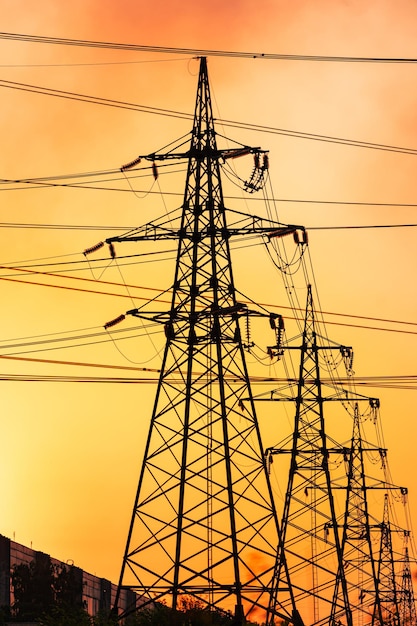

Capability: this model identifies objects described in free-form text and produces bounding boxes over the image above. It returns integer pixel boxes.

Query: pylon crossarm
[125,146,265,162]
[124,303,282,324]
[103,219,306,244]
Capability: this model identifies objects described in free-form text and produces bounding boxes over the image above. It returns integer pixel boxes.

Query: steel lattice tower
[109,57,303,625]
[399,545,417,626]
[374,494,401,625]
[261,285,402,625]
[331,402,383,626]
[268,285,352,625]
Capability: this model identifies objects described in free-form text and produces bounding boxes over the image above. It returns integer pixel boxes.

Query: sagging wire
[262,227,309,341]
[263,229,308,275]
[300,246,356,393]
[91,238,169,365]
[83,240,116,280]
[122,166,157,200]
[266,313,285,362]
[261,172,310,338]
[84,234,154,313]
[220,149,270,195]
[103,311,165,366]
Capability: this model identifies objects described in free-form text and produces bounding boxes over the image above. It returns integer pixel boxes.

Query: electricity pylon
[398,544,417,626]
[261,285,407,625]
[331,402,384,626]
[104,57,305,625]
[264,285,352,625]
[374,494,400,625]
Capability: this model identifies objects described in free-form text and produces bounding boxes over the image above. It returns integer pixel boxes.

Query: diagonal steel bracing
[112,57,302,625]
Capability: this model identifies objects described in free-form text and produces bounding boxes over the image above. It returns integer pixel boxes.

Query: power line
[0,78,193,120]
[0,221,415,231]
[0,265,415,338]
[0,58,184,68]
[2,31,417,63]
[1,78,417,156]
[0,371,416,390]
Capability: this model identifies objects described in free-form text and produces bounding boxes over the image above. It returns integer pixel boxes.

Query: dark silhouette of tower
[399,543,417,626]
[331,402,384,626]
[374,494,400,625]
[106,57,304,625]
[261,285,415,625]
[82,56,417,626]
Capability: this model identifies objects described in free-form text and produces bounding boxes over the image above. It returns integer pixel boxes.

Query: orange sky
[0,0,416,590]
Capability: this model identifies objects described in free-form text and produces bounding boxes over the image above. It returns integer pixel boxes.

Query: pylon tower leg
[114,57,296,625]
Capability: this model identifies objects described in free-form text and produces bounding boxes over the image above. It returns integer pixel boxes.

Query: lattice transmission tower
[83,55,417,626]
[260,285,416,626]
[399,544,417,626]
[100,57,307,625]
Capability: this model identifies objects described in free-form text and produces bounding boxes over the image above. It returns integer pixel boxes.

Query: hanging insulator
[152,161,159,180]
[108,242,116,259]
[269,313,276,330]
[276,315,284,352]
[293,228,308,245]
[83,241,104,256]
[245,312,254,351]
[120,156,141,172]
[340,346,354,373]
[238,399,245,412]
[262,153,269,170]
[254,152,260,169]
[104,314,125,330]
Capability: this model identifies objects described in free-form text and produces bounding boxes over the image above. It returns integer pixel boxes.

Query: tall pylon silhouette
[266,285,352,625]
[107,57,304,625]
[262,285,404,625]
[399,544,417,626]
[374,494,401,625]
[331,402,384,626]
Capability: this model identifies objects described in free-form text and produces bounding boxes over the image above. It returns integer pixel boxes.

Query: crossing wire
[1,79,417,156]
[2,31,417,63]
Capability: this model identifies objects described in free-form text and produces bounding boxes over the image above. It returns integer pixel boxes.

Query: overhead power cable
[1,79,417,156]
[0,265,415,338]
[1,371,417,390]
[0,78,192,119]
[1,31,417,63]
[0,221,416,231]
[0,353,160,373]
[1,264,416,331]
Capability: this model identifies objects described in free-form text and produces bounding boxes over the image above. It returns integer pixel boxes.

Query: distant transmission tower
[374,494,401,625]
[399,543,417,626]
[104,57,306,625]
[261,285,412,626]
